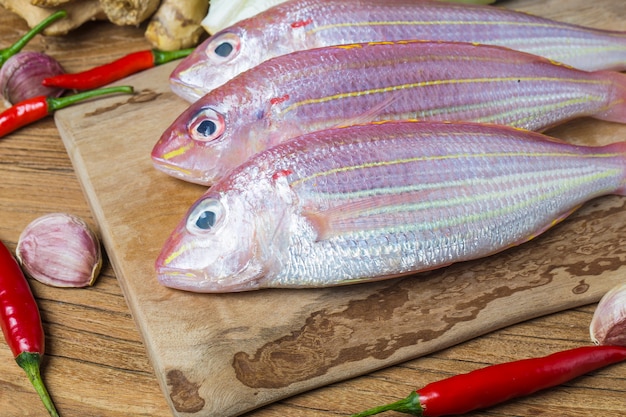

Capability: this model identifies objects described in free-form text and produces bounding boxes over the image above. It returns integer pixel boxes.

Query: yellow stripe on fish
[307,20,626,39]
[280,76,613,115]
[291,149,623,189]
[321,171,618,225]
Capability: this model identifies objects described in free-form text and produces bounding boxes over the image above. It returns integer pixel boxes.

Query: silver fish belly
[155,120,626,292]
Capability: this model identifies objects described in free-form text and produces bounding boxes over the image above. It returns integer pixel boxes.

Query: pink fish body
[153,40,626,185]
[170,0,626,102]
[155,120,626,292]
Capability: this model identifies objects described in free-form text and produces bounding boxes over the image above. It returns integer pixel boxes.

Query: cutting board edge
[54,108,182,415]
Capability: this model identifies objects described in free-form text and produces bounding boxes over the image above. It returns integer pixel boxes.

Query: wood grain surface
[1,1,626,417]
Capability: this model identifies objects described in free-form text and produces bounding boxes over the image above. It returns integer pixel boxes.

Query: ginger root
[98,0,159,26]
[2,0,209,50]
[30,0,73,7]
[0,0,105,35]
[144,0,208,51]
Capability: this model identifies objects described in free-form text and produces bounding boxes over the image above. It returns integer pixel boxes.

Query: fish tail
[594,71,626,124]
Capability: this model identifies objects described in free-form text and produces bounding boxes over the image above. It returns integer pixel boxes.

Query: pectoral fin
[302,190,434,241]
[335,95,401,128]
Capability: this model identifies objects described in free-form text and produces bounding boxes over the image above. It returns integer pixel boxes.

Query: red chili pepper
[350,345,626,417]
[1,10,67,68]
[0,85,133,138]
[42,48,194,90]
[0,239,59,416]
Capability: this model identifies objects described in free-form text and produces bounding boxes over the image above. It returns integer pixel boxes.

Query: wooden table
[1,1,625,416]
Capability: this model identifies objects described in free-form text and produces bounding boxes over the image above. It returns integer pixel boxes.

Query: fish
[170,0,626,102]
[153,40,626,186]
[201,0,498,35]
[155,120,626,293]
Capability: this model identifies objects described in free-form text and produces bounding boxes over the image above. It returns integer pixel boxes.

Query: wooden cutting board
[53,1,626,416]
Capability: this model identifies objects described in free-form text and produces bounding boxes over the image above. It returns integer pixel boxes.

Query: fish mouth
[156,266,261,293]
[169,76,205,103]
[151,157,214,186]
[156,267,205,292]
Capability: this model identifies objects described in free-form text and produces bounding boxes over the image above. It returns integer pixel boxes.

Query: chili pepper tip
[16,352,60,417]
[350,391,423,417]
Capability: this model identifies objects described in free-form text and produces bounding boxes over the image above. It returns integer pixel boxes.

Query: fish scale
[170,0,626,103]
[155,121,626,292]
[153,40,626,186]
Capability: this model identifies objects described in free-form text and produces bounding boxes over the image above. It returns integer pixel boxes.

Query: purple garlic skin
[590,282,626,346]
[0,51,65,105]
[16,213,102,288]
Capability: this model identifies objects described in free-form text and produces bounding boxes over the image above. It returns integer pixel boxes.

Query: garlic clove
[16,213,102,288]
[590,282,626,346]
[0,51,65,106]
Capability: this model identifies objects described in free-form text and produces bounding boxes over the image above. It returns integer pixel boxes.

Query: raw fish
[154,40,626,186]
[155,120,626,292]
[171,0,626,102]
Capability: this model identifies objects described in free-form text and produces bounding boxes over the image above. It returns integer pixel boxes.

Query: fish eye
[196,210,216,229]
[188,107,225,142]
[214,42,233,57]
[207,32,241,62]
[187,198,224,234]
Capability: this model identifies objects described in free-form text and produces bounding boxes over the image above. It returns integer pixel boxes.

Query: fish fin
[593,71,626,124]
[334,95,401,128]
[302,199,381,241]
[302,208,332,241]
[303,190,435,241]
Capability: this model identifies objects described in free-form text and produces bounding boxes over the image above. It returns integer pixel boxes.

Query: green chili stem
[152,48,195,66]
[47,85,134,112]
[350,392,423,417]
[16,352,60,417]
[1,10,67,67]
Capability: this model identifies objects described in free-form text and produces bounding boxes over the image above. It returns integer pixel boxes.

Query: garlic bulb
[0,51,65,106]
[16,213,102,288]
[590,282,626,346]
